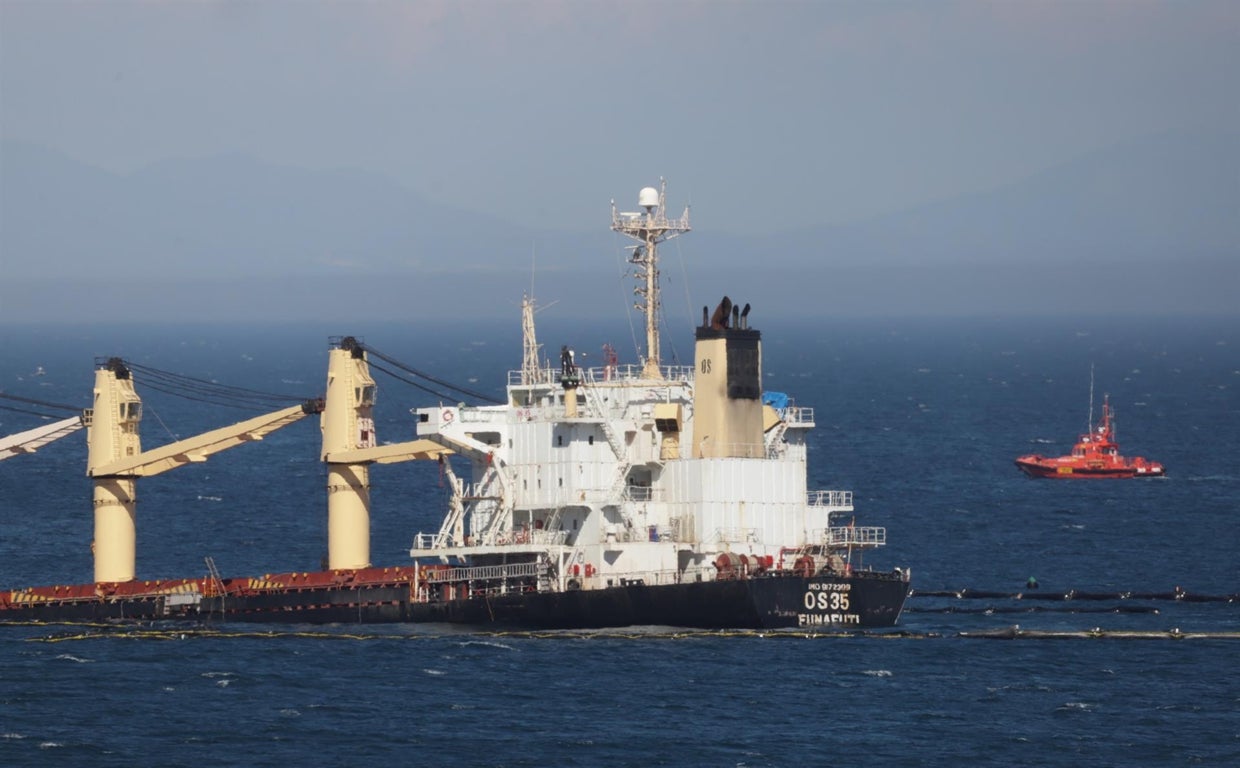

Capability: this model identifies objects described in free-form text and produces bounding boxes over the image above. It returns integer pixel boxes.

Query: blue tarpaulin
[762,391,789,411]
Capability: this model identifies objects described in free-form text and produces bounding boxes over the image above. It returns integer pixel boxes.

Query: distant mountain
[683,129,1238,317]
[1,131,1236,322]
[701,128,1238,268]
[0,141,596,281]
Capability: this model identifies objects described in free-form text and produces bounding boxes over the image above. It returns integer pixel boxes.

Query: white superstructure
[410,183,886,593]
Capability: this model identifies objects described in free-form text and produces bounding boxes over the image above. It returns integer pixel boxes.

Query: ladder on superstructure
[581,373,633,500]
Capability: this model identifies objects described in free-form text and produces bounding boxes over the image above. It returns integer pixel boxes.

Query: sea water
[1,316,1237,767]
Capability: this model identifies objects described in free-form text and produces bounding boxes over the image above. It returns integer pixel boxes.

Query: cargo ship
[1015,384,1165,479]
[0,181,911,630]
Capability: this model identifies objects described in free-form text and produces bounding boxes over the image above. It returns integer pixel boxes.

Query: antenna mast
[521,294,541,385]
[611,178,690,379]
[1088,363,1095,433]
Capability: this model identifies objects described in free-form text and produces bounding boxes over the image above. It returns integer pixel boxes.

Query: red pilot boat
[1015,395,1165,479]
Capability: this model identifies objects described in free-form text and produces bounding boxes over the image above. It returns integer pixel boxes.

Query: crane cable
[358,344,502,405]
[120,360,317,412]
[365,359,459,403]
[0,392,83,420]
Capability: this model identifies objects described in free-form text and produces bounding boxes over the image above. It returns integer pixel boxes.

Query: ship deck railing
[423,561,543,584]
[601,524,678,544]
[413,533,438,550]
[808,490,854,510]
[783,406,815,426]
[817,526,887,548]
[494,529,568,547]
[4,586,206,607]
[413,528,569,551]
[429,566,693,599]
[623,484,664,502]
[507,364,696,388]
[498,484,664,504]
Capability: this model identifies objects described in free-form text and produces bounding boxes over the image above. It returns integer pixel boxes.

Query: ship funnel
[693,297,764,458]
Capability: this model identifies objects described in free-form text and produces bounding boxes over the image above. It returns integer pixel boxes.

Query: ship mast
[1088,363,1095,435]
[611,178,690,379]
[521,293,541,385]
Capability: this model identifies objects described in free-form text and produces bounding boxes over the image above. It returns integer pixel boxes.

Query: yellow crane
[319,337,450,570]
[86,357,322,583]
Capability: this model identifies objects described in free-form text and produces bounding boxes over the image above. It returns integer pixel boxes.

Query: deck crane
[319,337,451,570]
[87,357,323,583]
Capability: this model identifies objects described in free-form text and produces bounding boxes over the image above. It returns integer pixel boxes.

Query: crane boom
[0,416,83,460]
[89,400,322,478]
[324,438,451,466]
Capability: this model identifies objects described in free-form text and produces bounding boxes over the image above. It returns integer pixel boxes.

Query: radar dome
[638,187,660,209]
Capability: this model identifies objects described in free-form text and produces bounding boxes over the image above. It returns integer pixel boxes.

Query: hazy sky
[3,0,1235,235]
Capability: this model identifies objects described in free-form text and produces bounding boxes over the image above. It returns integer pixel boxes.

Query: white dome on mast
[610,179,691,379]
[638,186,660,210]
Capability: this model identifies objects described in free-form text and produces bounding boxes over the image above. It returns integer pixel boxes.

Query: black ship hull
[1,571,910,631]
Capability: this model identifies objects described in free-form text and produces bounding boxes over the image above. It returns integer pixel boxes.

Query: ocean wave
[54,653,92,663]
[457,640,515,651]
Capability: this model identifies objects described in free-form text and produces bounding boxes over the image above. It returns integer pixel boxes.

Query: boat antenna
[521,293,541,386]
[611,178,690,379]
[522,243,541,386]
[519,287,558,386]
[1088,363,1095,433]
[529,242,537,303]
